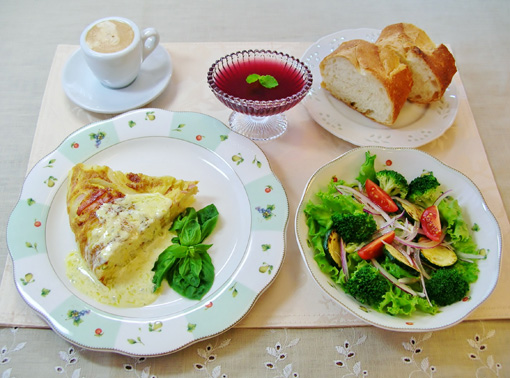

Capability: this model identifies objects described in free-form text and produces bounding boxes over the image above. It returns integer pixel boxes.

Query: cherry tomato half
[358,231,395,260]
[365,179,399,213]
[420,205,442,241]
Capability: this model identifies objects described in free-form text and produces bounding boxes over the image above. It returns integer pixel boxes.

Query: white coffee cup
[80,17,160,89]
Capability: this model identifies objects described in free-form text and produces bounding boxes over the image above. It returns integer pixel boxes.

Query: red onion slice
[340,237,349,282]
[433,189,453,207]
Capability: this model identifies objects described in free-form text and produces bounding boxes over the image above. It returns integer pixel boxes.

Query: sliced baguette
[376,23,457,104]
[319,39,413,126]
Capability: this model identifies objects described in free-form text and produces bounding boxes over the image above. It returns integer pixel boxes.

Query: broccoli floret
[376,169,409,198]
[425,268,469,306]
[331,212,377,244]
[345,264,390,305]
[407,171,442,208]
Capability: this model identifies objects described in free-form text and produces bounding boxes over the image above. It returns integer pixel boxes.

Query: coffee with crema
[85,20,135,54]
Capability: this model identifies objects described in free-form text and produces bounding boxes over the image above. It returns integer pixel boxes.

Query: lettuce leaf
[356,151,377,186]
[438,196,479,254]
[377,286,438,316]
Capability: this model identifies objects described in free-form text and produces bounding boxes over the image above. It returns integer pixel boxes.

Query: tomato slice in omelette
[66,163,198,286]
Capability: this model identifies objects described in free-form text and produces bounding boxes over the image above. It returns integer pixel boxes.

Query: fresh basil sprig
[152,204,219,300]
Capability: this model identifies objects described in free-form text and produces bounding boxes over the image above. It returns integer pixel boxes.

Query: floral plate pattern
[295,146,501,331]
[7,109,288,356]
[301,29,459,147]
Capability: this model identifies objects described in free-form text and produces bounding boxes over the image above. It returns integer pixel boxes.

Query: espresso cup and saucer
[62,17,173,114]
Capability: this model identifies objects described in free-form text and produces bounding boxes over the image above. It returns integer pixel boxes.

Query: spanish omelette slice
[66,163,198,285]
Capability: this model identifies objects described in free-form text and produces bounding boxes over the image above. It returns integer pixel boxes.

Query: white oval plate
[301,29,459,147]
[295,146,501,331]
[7,109,288,356]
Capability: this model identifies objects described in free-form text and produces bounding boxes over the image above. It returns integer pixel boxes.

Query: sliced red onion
[340,237,349,282]
[363,208,379,216]
[393,218,419,241]
[413,248,431,280]
[457,251,487,260]
[405,220,420,241]
[375,211,403,235]
[433,189,453,207]
[418,269,432,306]
[394,235,442,250]
[336,185,391,222]
[370,258,419,297]
[412,247,432,305]
[398,277,420,284]
[395,226,447,250]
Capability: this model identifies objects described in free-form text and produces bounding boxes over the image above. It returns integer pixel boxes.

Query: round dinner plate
[295,146,501,331]
[7,109,288,356]
[301,29,459,147]
[62,45,172,114]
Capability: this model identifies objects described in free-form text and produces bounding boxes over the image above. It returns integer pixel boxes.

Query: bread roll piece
[320,39,413,126]
[376,23,457,104]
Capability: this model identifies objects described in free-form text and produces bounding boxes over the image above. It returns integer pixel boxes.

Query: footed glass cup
[207,50,312,141]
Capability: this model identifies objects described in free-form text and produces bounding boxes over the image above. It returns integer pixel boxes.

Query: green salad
[304,151,487,316]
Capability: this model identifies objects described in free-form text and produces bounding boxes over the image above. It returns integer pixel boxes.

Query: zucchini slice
[323,229,342,269]
[400,201,423,221]
[420,244,457,268]
[384,244,418,273]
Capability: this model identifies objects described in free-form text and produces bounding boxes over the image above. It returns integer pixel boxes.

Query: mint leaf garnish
[246,74,261,84]
[246,74,279,89]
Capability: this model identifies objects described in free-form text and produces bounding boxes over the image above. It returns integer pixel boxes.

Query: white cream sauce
[66,230,173,307]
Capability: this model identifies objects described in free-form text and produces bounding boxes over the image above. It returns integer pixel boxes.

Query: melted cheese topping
[65,231,173,307]
[86,193,173,282]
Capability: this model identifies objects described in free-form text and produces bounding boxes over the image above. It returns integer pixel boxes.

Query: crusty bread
[320,39,413,126]
[376,23,457,104]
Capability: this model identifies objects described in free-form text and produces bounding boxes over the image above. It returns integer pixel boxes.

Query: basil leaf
[170,207,196,233]
[170,252,215,300]
[180,218,202,246]
[179,258,201,287]
[152,255,178,290]
[154,203,219,300]
[197,204,219,242]
[151,244,188,290]
[189,254,203,278]
[192,244,212,254]
[200,252,215,289]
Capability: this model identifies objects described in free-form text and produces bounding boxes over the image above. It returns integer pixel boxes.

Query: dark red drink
[214,58,307,101]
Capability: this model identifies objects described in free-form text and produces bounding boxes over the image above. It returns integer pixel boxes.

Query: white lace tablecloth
[1,42,509,377]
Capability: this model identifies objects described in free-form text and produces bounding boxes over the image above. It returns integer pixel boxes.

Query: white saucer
[62,45,172,114]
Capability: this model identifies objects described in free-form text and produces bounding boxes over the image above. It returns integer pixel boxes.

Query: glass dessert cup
[207,50,313,141]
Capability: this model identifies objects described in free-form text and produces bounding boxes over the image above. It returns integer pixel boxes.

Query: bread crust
[320,39,413,125]
[376,23,457,103]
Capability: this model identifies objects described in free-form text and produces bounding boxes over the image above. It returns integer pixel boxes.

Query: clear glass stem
[228,112,288,141]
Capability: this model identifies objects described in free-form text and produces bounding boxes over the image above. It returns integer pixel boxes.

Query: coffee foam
[86,20,134,54]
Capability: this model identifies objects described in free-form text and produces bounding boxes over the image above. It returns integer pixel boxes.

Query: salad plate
[295,146,501,331]
[301,29,459,147]
[7,108,288,356]
[62,45,172,114]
